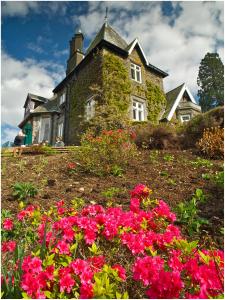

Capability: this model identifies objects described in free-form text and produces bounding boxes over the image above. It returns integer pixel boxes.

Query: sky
[1,0,224,144]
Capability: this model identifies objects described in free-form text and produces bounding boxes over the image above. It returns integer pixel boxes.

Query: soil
[1,149,224,248]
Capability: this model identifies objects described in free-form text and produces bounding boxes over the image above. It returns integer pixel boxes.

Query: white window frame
[86,97,95,121]
[58,122,64,138]
[39,117,51,143]
[180,114,191,123]
[131,63,142,83]
[132,99,145,121]
[59,92,66,106]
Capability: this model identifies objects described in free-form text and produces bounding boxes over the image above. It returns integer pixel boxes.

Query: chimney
[67,30,84,75]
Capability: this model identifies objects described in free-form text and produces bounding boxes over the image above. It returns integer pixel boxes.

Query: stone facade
[66,51,103,144]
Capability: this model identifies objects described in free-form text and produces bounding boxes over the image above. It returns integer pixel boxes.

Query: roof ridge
[166,83,185,95]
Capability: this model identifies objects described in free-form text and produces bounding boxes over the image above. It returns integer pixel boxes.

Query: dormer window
[131,63,142,83]
[180,114,191,123]
[59,92,66,105]
[86,97,95,120]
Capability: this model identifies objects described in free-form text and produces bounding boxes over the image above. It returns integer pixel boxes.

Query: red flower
[55,240,70,255]
[3,218,14,230]
[68,162,76,170]
[59,273,75,293]
[112,264,126,281]
[2,240,16,252]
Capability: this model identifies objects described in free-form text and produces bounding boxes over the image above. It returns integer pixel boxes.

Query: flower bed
[1,184,224,299]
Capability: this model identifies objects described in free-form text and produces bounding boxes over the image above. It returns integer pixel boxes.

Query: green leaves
[173,239,199,255]
[197,52,224,112]
[93,264,128,299]
[175,189,208,235]
[12,182,38,201]
[88,242,102,255]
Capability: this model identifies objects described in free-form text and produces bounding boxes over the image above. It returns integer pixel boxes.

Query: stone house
[18,21,201,145]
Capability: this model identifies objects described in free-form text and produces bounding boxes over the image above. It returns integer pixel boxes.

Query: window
[39,117,51,142]
[59,92,66,105]
[131,63,142,83]
[86,97,95,120]
[180,114,191,122]
[132,100,144,121]
[58,122,64,138]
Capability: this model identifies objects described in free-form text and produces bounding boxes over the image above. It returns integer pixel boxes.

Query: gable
[163,84,200,121]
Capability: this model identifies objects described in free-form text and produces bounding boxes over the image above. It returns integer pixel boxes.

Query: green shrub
[181,106,224,148]
[175,189,208,235]
[196,126,224,159]
[101,187,121,199]
[12,182,38,201]
[75,129,138,176]
[191,157,213,168]
[211,171,224,188]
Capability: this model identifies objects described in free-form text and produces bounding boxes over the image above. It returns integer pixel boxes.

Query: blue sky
[1,1,224,144]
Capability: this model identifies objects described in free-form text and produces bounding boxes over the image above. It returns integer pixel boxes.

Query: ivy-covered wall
[67,46,167,144]
[67,52,103,144]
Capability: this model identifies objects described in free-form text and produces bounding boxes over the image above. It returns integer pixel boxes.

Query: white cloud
[2,1,39,17]
[27,42,45,54]
[1,1,69,18]
[78,1,224,96]
[1,126,19,145]
[1,51,65,129]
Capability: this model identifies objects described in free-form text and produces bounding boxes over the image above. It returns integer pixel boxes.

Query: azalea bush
[75,129,138,176]
[1,184,224,299]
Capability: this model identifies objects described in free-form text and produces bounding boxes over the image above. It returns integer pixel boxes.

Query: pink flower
[112,264,126,281]
[79,283,93,299]
[22,256,42,273]
[88,256,105,270]
[63,228,75,242]
[153,200,176,222]
[59,273,75,293]
[70,259,89,275]
[17,210,27,221]
[146,270,184,299]
[3,218,14,230]
[55,240,70,255]
[130,184,152,199]
[56,200,64,207]
[2,241,16,252]
[130,198,140,213]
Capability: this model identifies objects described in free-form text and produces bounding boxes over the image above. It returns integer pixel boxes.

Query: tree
[197,52,224,112]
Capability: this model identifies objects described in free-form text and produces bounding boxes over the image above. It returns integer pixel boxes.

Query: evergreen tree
[197,52,224,112]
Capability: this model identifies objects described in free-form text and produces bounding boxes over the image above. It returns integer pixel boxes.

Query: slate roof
[86,22,128,54]
[23,93,48,108]
[32,98,59,114]
[28,93,48,103]
[162,83,185,120]
[53,22,168,92]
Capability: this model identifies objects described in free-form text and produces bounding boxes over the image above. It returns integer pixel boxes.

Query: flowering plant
[76,129,138,176]
[1,184,224,299]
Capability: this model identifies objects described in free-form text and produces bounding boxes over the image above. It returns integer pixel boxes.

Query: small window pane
[136,71,140,82]
[138,111,142,121]
[131,68,135,79]
[133,109,136,120]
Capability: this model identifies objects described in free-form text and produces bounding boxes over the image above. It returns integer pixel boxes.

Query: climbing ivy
[145,80,166,124]
[88,52,132,133]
